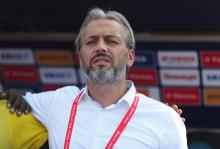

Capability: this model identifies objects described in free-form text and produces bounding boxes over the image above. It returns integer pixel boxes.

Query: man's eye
[109,40,119,44]
[86,41,95,45]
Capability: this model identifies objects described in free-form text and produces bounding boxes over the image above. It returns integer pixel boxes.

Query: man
[1,8,188,148]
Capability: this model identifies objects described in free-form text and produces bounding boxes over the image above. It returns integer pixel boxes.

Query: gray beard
[86,64,126,84]
[82,55,127,84]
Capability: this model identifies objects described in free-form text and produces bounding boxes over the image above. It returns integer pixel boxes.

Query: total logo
[163,87,200,105]
[201,51,220,67]
[1,66,38,82]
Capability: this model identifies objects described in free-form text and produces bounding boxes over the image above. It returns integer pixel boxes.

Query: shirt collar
[79,80,137,107]
[118,80,137,107]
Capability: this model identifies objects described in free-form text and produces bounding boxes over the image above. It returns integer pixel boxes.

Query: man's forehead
[83,19,124,39]
[84,32,121,39]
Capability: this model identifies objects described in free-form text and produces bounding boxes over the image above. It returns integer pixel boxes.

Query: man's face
[79,19,134,84]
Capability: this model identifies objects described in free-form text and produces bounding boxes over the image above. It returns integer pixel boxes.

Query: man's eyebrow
[105,35,120,40]
[84,35,98,40]
[84,34,121,41]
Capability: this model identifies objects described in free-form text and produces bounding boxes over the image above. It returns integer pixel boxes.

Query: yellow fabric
[0,100,48,149]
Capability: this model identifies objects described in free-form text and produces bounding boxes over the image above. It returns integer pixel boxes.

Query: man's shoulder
[52,85,81,98]
[137,93,176,115]
[24,85,81,101]
[137,94,183,128]
[56,85,80,92]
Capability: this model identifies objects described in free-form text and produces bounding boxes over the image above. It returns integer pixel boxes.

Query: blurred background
[1,0,220,148]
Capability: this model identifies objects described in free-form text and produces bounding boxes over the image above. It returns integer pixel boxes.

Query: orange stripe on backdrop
[204,88,220,106]
[35,50,73,65]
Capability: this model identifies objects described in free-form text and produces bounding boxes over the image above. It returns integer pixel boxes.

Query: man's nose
[96,40,107,53]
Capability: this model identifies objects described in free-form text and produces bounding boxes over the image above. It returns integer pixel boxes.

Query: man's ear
[127,49,135,68]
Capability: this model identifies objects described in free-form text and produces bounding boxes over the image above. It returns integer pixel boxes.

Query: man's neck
[87,79,127,108]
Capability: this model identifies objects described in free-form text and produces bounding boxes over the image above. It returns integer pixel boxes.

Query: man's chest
[48,104,160,149]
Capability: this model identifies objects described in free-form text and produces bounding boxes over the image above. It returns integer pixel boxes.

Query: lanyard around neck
[64,90,139,149]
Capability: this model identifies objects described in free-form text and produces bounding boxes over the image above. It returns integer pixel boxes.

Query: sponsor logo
[207,75,220,80]
[1,53,28,59]
[44,72,71,78]
[201,51,220,67]
[35,50,73,65]
[204,88,220,106]
[160,69,200,86]
[202,69,220,87]
[134,51,156,67]
[0,49,35,65]
[127,68,158,85]
[39,67,77,84]
[162,87,200,105]
[2,66,38,82]
[158,51,198,67]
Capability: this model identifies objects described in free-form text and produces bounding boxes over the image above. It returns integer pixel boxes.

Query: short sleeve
[24,90,56,127]
[23,86,80,127]
[160,109,188,149]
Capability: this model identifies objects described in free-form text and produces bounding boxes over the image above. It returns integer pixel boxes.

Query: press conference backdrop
[0,38,220,130]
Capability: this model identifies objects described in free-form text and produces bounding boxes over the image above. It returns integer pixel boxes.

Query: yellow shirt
[0,100,48,149]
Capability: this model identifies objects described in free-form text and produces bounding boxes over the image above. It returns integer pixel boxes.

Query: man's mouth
[92,56,112,65]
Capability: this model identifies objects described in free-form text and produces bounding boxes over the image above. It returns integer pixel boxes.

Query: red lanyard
[64,91,139,149]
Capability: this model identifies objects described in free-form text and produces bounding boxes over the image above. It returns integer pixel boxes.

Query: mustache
[90,52,113,64]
